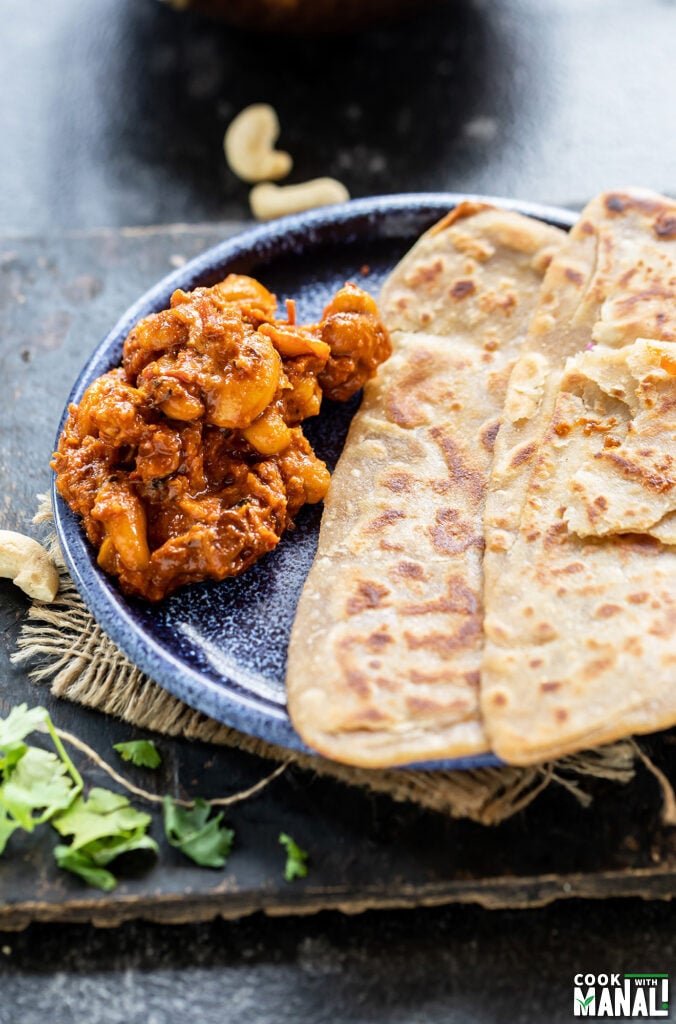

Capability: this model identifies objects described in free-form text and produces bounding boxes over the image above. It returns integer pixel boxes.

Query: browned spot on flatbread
[551,561,585,575]
[598,450,676,492]
[346,580,391,615]
[616,285,676,314]
[405,258,444,288]
[379,539,405,552]
[654,212,676,239]
[367,630,394,651]
[358,707,388,724]
[429,425,485,503]
[540,681,561,693]
[391,560,427,582]
[582,656,615,679]
[428,201,494,235]
[450,279,476,300]
[345,670,369,698]
[628,592,649,604]
[402,575,479,615]
[386,354,438,427]
[367,509,405,533]
[580,220,595,235]
[595,603,623,618]
[406,696,470,718]
[429,508,485,556]
[544,522,568,549]
[554,708,568,723]
[480,419,500,453]
[480,289,518,315]
[617,534,663,559]
[510,442,536,469]
[491,691,508,707]
[382,471,414,493]
[604,193,670,217]
[564,267,584,285]
[404,618,482,658]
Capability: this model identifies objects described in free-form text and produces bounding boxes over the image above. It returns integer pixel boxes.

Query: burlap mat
[10,497,660,827]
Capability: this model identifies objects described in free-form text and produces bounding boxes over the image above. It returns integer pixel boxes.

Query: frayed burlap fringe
[10,496,646,826]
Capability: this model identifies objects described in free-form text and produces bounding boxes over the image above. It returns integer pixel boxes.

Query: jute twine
[11,497,672,827]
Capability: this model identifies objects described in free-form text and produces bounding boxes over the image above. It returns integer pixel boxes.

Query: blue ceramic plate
[53,194,576,769]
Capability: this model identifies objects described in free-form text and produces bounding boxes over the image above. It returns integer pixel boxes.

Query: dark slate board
[1,226,676,929]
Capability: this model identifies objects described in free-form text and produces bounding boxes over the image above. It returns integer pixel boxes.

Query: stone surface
[1,0,676,233]
[1,900,676,1024]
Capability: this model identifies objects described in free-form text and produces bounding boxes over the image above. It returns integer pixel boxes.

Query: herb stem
[54,728,288,808]
[45,718,84,794]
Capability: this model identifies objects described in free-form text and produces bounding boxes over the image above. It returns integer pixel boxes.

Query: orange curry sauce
[53,275,391,600]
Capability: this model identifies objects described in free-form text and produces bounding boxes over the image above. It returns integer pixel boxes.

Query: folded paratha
[482,189,676,764]
[286,203,565,766]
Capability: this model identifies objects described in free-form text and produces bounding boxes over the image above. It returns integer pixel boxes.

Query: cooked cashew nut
[0,530,59,602]
[250,178,350,221]
[224,104,293,184]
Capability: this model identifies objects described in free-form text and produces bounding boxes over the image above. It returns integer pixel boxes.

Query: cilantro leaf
[83,828,158,867]
[0,747,74,830]
[0,704,47,754]
[163,797,234,868]
[279,832,308,881]
[0,704,48,774]
[53,846,117,892]
[52,788,158,889]
[113,740,161,770]
[52,787,153,850]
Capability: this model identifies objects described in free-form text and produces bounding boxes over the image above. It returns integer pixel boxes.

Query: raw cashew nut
[0,530,59,602]
[224,104,293,184]
[250,178,350,221]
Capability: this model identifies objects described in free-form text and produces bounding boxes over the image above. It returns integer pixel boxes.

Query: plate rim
[52,192,577,771]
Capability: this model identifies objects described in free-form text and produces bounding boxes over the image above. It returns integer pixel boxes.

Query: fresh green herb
[113,740,162,770]
[279,832,308,881]
[52,787,156,853]
[0,703,286,891]
[51,787,158,890]
[0,704,82,837]
[0,746,74,829]
[53,846,117,893]
[0,704,50,760]
[163,796,234,868]
[0,705,157,891]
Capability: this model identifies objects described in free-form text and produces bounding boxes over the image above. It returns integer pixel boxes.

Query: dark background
[2,0,676,1021]
[4,0,676,235]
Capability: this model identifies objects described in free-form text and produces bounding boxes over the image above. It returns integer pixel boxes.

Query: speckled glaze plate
[53,194,576,769]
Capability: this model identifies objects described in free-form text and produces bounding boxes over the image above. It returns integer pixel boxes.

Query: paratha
[286,202,565,767]
[482,189,676,765]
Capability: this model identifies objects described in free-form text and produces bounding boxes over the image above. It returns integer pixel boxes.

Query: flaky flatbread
[482,189,676,764]
[286,203,565,767]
